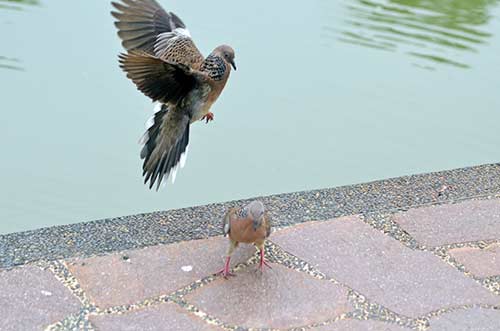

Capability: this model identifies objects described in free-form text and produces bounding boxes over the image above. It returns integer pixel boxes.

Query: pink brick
[449,244,500,277]
[393,199,500,247]
[68,236,255,307]
[90,302,222,330]
[272,216,500,317]
[185,264,351,329]
[0,266,81,331]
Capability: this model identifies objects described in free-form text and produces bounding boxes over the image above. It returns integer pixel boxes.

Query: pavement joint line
[169,296,246,331]
[362,195,500,252]
[38,260,98,331]
[417,303,500,321]
[265,241,426,330]
[362,204,500,297]
[430,239,500,252]
[96,295,171,316]
[44,311,96,331]
[361,213,421,250]
[347,289,428,331]
[265,241,330,281]
[482,275,500,295]
[286,312,350,331]
[44,260,96,309]
[430,244,500,295]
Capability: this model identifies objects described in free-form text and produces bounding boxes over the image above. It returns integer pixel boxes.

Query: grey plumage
[244,201,265,231]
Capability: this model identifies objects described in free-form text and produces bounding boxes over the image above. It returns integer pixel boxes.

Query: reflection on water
[0,56,23,71]
[0,0,38,9]
[0,0,39,70]
[323,0,499,69]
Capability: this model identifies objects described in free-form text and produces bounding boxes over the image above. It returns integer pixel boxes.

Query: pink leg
[259,247,272,271]
[216,256,236,278]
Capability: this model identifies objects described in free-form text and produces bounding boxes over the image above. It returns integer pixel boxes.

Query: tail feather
[140,104,190,190]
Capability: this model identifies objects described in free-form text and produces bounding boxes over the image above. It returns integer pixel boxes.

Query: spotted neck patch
[235,207,248,219]
[200,55,227,81]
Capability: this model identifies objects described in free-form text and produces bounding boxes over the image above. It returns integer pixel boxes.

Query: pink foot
[258,248,272,272]
[201,112,214,123]
[216,256,236,279]
[217,268,236,278]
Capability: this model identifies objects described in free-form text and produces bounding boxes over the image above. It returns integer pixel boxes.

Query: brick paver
[393,199,500,247]
[0,266,81,331]
[272,216,500,317]
[312,319,410,331]
[67,236,255,308]
[90,302,222,330]
[449,244,500,278]
[428,308,500,331]
[185,264,351,329]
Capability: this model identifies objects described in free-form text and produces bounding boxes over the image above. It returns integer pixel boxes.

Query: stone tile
[185,264,351,329]
[272,216,500,317]
[428,308,500,331]
[67,236,255,308]
[90,302,222,331]
[312,319,409,331]
[0,265,82,331]
[449,244,500,277]
[393,199,500,247]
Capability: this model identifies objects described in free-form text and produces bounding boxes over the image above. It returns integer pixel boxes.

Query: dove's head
[213,45,236,71]
[245,201,265,231]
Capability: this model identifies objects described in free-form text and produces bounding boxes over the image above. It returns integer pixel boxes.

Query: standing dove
[111,0,236,189]
[218,201,272,278]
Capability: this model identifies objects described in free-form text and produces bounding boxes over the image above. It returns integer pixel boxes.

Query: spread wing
[118,50,206,104]
[111,0,204,68]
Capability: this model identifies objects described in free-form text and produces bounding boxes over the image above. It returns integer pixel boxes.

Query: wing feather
[118,51,204,104]
[111,0,204,68]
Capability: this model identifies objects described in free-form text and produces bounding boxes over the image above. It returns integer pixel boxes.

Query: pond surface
[1,0,499,234]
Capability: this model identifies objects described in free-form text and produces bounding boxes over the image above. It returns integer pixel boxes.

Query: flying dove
[218,201,272,278]
[111,0,236,189]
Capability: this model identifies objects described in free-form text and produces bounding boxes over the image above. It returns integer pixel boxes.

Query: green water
[1,0,499,234]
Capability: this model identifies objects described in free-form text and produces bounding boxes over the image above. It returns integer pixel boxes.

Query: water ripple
[322,0,499,69]
[0,0,39,71]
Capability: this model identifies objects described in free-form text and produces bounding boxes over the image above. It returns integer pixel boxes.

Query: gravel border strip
[1,163,499,269]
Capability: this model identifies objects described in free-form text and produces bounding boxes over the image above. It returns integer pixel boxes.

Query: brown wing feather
[112,0,204,70]
[111,0,185,54]
[154,34,204,69]
[118,51,199,104]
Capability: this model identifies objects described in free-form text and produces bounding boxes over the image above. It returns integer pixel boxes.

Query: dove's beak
[230,59,237,71]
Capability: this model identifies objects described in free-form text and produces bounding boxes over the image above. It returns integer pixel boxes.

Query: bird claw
[256,258,272,273]
[257,247,272,272]
[216,268,236,279]
[201,112,214,123]
[261,259,273,269]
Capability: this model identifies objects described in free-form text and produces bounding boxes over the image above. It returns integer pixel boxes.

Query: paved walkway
[1,165,500,330]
